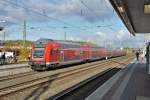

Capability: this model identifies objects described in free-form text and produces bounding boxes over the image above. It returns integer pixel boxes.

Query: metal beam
[109,0,135,36]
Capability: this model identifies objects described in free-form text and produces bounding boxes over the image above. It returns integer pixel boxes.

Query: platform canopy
[109,0,150,35]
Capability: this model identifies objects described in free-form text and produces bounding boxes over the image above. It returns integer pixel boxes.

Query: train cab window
[50,48,53,55]
[33,48,44,58]
[56,49,59,54]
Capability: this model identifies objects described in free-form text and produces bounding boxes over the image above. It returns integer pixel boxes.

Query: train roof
[35,38,106,49]
[35,38,80,45]
[35,38,54,44]
[56,40,81,46]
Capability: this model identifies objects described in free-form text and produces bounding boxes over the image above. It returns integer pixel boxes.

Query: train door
[60,51,64,62]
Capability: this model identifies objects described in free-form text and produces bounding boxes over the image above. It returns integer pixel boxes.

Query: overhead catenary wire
[2,0,68,26]
[78,0,117,32]
[2,0,89,31]
[2,0,117,33]
[100,0,128,32]
[15,0,109,30]
[3,1,96,34]
[79,0,102,19]
[0,0,144,48]
[2,0,123,44]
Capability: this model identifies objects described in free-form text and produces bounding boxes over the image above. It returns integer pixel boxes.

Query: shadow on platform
[102,62,150,100]
[85,59,150,100]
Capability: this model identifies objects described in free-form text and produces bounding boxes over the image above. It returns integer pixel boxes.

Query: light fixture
[144,4,150,14]
[144,0,150,14]
[117,6,124,13]
[116,0,124,13]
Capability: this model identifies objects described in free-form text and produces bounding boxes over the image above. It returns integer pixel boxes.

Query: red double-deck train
[29,39,126,71]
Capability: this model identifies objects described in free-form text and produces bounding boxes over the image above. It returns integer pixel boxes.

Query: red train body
[29,39,126,70]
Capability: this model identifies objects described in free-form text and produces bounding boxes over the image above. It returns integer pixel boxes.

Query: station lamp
[116,0,124,13]
[144,0,150,14]
[117,6,124,13]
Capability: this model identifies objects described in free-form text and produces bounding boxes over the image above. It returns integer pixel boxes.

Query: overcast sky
[0,0,146,48]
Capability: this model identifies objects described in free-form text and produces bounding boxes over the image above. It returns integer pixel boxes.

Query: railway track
[0,61,113,96]
[0,56,133,99]
[0,71,35,82]
[0,65,29,72]
[29,58,132,100]
[50,68,120,100]
[0,56,128,82]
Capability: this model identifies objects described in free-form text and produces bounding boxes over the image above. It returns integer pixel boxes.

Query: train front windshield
[33,48,44,58]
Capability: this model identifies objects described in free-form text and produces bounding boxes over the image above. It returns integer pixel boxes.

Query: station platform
[86,59,150,100]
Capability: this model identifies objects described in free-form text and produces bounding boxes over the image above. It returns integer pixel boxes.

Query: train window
[50,48,53,55]
[56,49,59,54]
[33,48,44,58]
